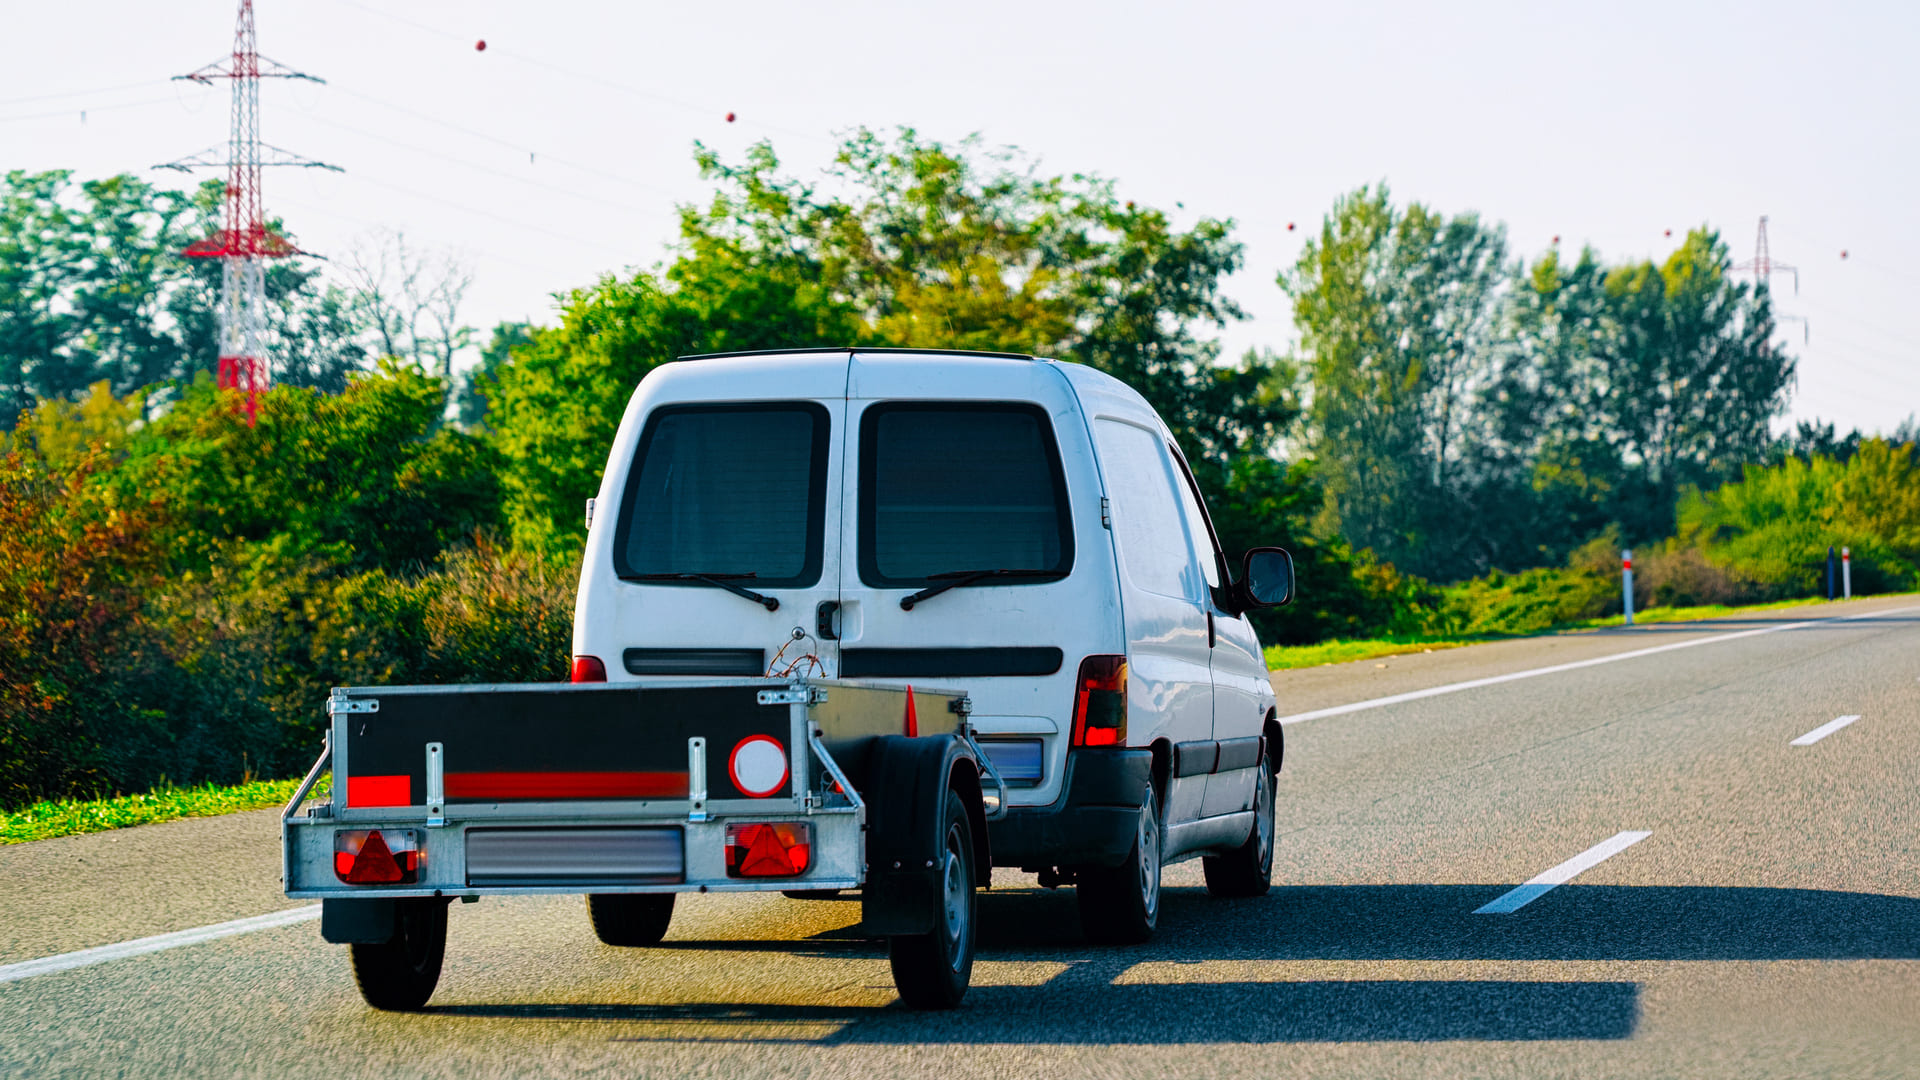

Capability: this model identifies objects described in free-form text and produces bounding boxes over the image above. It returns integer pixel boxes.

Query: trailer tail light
[724,822,811,878]
[571,655,607,683]
[334,829,423,885]
[1070,655,1128,747]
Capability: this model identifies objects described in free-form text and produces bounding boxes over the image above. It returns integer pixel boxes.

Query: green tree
[1503,229,1795,546]
[118,362,504,574]
[684,129,1287,471]
[1281,185,1510,580]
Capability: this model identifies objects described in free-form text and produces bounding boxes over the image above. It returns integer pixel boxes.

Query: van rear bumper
[987,748,1151,869]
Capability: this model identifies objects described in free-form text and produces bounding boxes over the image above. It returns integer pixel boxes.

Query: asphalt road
[4,594,1918,1078]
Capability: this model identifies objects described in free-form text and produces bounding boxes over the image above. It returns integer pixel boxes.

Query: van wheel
[587,893,675,946]
[1203,749,1275,898]
[888,790,976,1010]
[349,897,447,1011]
[1077,782,1161,944]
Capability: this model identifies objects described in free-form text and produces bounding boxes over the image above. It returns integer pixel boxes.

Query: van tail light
[1070,655,1128,747]
[571,655,608,683]
[724,822,812,878]
[334,829,423,884]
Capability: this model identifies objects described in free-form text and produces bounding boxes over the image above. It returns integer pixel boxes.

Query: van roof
[677,346,1040,363]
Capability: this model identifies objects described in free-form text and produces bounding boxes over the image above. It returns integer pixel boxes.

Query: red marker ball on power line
[1287,222,1295,231]
[1664,229,1672,237]
[475,40,486,51]
[726,112,736,123]
[1552,235,1560,244]
[1840,249,1849,259]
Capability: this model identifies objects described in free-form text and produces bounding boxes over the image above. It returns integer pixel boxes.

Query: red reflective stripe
[443,771,689,799]
[346,774,412,807]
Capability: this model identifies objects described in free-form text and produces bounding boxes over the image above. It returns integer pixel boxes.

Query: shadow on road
[425,882,1920,1043]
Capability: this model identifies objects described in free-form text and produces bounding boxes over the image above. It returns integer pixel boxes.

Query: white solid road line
[1790,715,1863,747]
[1474,831,1653,914]
[0,904,321,985]
[1276,603,1920,726]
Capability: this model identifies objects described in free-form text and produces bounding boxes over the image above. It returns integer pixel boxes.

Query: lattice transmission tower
[1732,215,1798,295]
[158,0,339,424]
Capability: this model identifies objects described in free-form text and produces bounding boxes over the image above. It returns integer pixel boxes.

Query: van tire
[1076,782,1161,944]
[587,893,675,946]
[349,897,447,1011]
[887,790,976,1010]
[1203,749,1275,898]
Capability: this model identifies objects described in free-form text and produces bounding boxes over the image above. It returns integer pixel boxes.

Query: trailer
[282,677,1005,1010]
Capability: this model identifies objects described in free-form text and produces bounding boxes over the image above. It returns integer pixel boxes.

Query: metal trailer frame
[282,678,1006,902]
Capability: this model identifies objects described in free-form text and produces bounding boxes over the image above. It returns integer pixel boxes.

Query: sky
[5,0,1918,434]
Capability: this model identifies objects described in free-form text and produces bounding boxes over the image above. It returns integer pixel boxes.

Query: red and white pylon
[158,0,339,425]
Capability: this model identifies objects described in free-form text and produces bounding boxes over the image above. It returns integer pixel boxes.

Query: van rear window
[614,403,828,588]
[859,403,1073,586]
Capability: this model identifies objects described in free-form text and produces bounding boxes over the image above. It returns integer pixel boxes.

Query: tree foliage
[1286,186,1796,581]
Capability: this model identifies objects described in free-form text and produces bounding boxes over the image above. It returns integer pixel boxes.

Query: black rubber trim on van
[622,648,766,676]
[1213,735,1264,772]
[986,747,1151,870]
[1174,740,1218,777]
[839,647,1064,678]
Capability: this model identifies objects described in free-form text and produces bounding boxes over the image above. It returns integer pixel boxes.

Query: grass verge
[1263,593,1909,671]
[2,774,331,845]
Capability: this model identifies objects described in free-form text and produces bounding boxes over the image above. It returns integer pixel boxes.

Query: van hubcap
[941,824,967,969]
[1139,792,1161,919]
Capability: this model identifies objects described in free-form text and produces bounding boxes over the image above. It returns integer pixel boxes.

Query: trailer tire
[1202,746,1275,898]
[349,897,447,1011]
[586,893,675,947]
[1076,780,1161,945]
[887,789,976,1010]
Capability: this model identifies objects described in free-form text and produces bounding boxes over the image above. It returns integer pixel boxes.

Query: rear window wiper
[900,568,1063,611]
[622,572,780,611]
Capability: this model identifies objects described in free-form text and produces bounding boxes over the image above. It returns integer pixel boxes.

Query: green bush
[1678,439,1920,597]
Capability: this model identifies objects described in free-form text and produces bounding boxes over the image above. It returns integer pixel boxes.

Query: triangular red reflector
[904,685,918,737]
[738,825,797,877]
[345,830,404,883]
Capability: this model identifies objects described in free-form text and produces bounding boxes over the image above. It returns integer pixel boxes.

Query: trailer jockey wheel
[350,897,448,1011]
[887,789,977,1009]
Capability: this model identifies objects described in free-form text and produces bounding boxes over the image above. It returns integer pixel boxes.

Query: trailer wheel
[1202,747,1275,898]
[1076,781,1161,944]
[349,897,447,1011]
[887,789,976,1010]
[586,893,675,946]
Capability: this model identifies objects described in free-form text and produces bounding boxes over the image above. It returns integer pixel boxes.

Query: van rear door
[603,378,846,681]
[835,354,1097,807]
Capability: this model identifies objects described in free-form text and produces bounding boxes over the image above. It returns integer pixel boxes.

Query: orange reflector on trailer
[334,829,423,884]
[724,822,811,878]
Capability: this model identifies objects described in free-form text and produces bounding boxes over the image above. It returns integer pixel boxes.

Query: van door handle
[1206,610,1216,648]
[816,600,840,641]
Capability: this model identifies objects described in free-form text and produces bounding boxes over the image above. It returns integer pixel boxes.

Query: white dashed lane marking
[1474,831,1653,914]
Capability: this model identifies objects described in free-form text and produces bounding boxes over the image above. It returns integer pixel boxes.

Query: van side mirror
[1235,547,1295,610]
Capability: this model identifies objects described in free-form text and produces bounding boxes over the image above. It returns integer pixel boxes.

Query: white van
[573,347,1294,942]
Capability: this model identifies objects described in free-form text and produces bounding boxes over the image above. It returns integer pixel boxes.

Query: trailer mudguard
[321,897,396,944]
[859,734,987,937]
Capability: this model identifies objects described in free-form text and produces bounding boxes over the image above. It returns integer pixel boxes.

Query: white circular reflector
[729,735,789,798]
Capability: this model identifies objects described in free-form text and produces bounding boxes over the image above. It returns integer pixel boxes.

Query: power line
[0,96,177,125]
[0,79,169,107]
[322,82,683,200]
[330,0,827,145]
[297,109,680,222]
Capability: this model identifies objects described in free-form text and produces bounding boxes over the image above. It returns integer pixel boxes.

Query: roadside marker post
[1843,547,1852,599]
[1622,549,1634,626]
